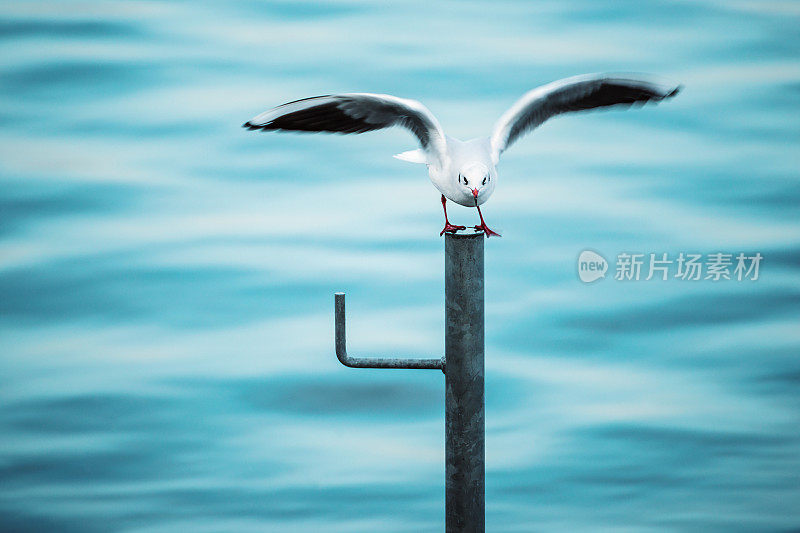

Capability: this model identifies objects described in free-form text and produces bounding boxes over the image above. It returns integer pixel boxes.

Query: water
[1,1,799,531]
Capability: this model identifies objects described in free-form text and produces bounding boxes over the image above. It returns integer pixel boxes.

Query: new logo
[578,250,608,283]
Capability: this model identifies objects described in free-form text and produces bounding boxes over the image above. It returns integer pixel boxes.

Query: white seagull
[244,73,680,237]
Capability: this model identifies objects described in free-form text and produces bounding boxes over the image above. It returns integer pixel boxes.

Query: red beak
[472,188,479,198]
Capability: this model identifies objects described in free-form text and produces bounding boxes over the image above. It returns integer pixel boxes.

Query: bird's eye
[463,176,469,185]
[482,177,487,185]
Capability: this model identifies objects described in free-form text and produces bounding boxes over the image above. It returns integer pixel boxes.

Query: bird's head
[457,163,493,205]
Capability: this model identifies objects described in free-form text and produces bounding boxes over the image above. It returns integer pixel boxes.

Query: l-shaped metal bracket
[335,292,445,371]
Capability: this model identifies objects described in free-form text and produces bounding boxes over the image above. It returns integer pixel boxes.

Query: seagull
[243,73,680,237]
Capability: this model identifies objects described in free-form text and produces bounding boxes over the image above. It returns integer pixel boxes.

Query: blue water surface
[1,1,799,531]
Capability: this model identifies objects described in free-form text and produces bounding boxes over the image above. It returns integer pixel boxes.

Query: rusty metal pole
[444,231,485,532]
[334,230,485,532]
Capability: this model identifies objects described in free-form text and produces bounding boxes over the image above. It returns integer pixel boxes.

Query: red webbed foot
[474,224,501,238]
[473,199,500,238]
[440,222,467,236]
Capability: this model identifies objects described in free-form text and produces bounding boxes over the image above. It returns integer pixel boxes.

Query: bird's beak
[472,188,479,199]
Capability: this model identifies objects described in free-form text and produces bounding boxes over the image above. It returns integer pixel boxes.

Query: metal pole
[333,229,486,531]
[445,231,485,533]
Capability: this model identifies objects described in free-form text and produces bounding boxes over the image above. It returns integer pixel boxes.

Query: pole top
[445,230,485,239]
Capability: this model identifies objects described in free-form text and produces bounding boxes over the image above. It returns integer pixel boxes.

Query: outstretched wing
[244,93,447,165]
[490,74,681,162]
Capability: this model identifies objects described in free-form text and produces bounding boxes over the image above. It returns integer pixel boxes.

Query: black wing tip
[665,84,682,99]
[242,121,275,131]
[242,121,353,135]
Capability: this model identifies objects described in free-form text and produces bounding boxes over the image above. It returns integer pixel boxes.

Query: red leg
[440,195,466,236]
[474,204,501,238]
